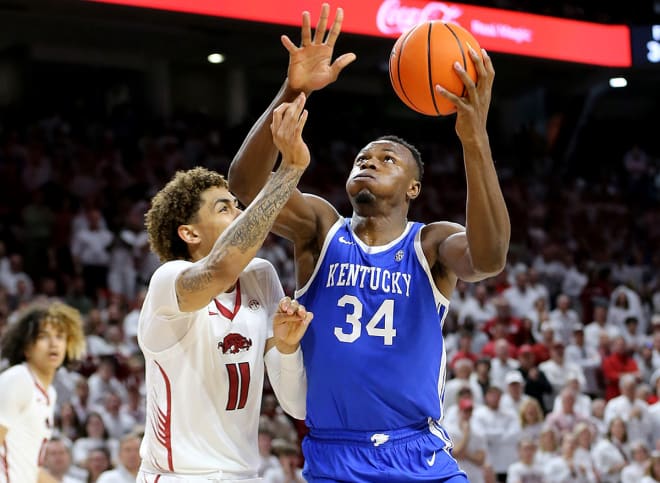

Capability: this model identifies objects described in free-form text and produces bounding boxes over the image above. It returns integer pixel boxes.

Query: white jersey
[0,364,56,483]
[138,258,283,478]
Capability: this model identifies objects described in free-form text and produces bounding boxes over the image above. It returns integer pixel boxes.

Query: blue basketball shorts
[301,420,468,482]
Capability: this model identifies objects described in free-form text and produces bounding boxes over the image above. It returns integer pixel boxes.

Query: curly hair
[145,167,228,262]
[0,300,86,366]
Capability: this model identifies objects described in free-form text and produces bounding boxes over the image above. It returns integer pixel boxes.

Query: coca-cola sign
[376,0,463,34]
[89,0,631,66]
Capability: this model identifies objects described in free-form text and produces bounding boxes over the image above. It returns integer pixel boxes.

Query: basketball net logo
[377,0,463,35]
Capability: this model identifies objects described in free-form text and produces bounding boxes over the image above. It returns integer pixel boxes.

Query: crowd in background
[0,106,658,483]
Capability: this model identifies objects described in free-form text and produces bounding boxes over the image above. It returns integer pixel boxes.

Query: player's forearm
[177,164,305,310]
[228,80,301,205]
[264,346,307,419]
[463,132,510,274]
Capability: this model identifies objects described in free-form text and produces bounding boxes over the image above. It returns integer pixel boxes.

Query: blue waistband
[307,421,432,445]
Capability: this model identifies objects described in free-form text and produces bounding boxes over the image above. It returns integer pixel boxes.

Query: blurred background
[0,0,659,482]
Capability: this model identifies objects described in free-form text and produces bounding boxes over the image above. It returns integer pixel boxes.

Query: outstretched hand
[271,93,310,170]
[273,296,313,353]
[282,3,357,94]
[435,45,495,144]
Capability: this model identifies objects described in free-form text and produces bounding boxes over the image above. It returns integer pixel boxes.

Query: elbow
[227,164,247,199]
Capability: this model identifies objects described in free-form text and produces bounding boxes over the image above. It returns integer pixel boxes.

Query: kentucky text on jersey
[325,263,412,296]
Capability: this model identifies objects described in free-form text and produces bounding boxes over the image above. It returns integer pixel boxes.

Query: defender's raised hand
[271,93,310,170]
[273,297,313,353]
[282,3,357,94]
[435,46,495,144]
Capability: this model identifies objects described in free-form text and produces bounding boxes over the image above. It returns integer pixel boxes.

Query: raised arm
[176,96,310,311]
[228,3,355,208]
[431,46,510,283]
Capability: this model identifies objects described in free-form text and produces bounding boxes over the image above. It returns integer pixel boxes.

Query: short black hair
[376,135,424,181]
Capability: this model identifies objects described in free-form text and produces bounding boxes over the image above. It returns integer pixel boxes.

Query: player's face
[346,141,420,205]
[24,321,67,374]
[191,186,242,257]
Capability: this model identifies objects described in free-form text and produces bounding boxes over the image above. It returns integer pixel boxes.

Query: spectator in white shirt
[450,280,473,320]
[472,385,520,481]
[506,438,545,483]
[539,340,586,400]
[591,417,630,483]
[87,356,127,407]
[96,432,141,483]
[458,284,496,329]
[490,339,521,390]
[622,440,651,483]
[98,392,136,441]
[641,451,660,483]
[565,325,602,396]
[604,373,653,445]
[549,294,581,346]
[546,387,591,437]
[551,376,592,417]
[263,439,305,483]
[544,431,596,483]
[518,398,545,443]
[445,398,488,483]
[42,438,86,483]
[584,303,620,351]
[503,269,538,319]
[527,267,550,307]
[500,371,531,416]
[445,358,484,408]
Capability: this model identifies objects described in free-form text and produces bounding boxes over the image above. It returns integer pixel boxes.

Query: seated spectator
[488,340,521,389]
[98,392,136,441]
[445,358,484,408]
[500,371,531,415]
[565,324,602,396]
[445,398,488,483]
[84,446,112,483]
[71,378,93,424]
[544,431,596,482]
[584,302,620,351]
[641,451,660,483]
[257,418,280,477]
[482,297,524,346]
[72,412,118,468]
[535,426,559,467]
[43,437,87,483]
[551,376,592,416]
[539,340,586,401]
[262,439,305,483]
[502,268,538,319]
[470,358,492,402]
[589,398,608,437]
[548,293,581,346]
[87,356,127,408]
[545,387,591,437]
[449,330,479,368]
[481,323,518,360]
[573,423,598,478]
[622,440,651,483]
[604,373,653,445]
[472,385,520,482]
[55,401,84,442]
[591,417,630,483]
[506,438,545,483]
[458,283,496,329]
[96,432,141,483]
[518,398,545,442]
[516,345,553,413]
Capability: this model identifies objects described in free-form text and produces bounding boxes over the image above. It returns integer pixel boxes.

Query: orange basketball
[389,21,481,116]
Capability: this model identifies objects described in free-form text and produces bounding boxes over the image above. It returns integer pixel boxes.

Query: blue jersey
[296,218,450,431]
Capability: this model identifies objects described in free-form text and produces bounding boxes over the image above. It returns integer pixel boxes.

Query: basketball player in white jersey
[137,94,313,482]
[0,301,86,483]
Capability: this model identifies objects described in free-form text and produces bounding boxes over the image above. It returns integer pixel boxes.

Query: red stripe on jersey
[214,281,241,320]
[153,362,174,472]
[154,476,161,483]
[26,366,50,405]
[237,362,250,409]
[2,441,9,483]
[226,363,239,410]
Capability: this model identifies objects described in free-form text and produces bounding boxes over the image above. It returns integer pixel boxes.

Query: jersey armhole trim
[413,227,451,308]
[294,219,343,299]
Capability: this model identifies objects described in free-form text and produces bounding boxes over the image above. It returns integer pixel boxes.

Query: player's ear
[406,180,421,201]
[177,224,200,246]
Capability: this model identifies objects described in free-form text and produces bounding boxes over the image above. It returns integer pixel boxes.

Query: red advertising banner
[89,0,632,67]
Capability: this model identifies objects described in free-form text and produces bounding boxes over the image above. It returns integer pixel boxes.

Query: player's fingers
[466,42,486,82]
[435,85,467,109]
[325,7,344,46]
[281,35,298,54]
[482,48,495,77]
[295,110,309,137]
[313,3,330,44]
[287,299,300,315]
[301,11,312,46]
[453,61,477,99]
[278,296,293,312]
[330,53,357,78]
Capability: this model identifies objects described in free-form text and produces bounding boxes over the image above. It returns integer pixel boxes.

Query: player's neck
[27,362,56,389]
[350,214,408,246]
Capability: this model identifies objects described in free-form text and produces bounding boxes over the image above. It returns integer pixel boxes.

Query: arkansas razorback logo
[218,333,252,354]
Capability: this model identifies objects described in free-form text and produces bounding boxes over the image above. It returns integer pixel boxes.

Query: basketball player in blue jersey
[228,4,510,481]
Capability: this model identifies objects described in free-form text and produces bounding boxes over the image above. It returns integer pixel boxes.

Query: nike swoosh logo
[338,236,354,245]
[426,451,436,466]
